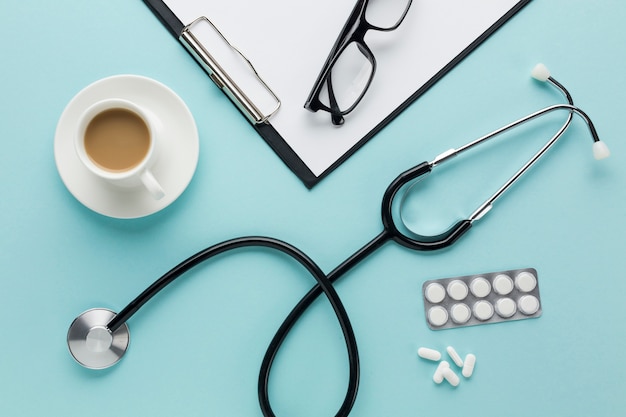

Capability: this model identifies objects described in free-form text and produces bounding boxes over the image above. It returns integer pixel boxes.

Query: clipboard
[142,0,532,188]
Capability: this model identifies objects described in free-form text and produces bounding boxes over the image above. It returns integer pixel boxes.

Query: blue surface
[1,1,625,416]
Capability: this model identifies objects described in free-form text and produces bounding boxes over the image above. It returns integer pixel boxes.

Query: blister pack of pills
[422,268,542,330]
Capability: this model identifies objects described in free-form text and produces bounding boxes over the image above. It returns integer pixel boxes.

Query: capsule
[462,353,476,378]
[442,367,460,387]
[446,346,464,367]
[418,347,442,361]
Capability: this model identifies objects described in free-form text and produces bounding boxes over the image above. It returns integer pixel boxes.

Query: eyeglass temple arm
[327,73,346,125]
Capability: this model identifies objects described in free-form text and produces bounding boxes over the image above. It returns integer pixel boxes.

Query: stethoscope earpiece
[67,308,129,370]
[532,63,611,161]
[531,62,551,82]
[592,140,611,160]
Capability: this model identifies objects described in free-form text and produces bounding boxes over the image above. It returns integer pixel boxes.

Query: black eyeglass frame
[304,0,413,125]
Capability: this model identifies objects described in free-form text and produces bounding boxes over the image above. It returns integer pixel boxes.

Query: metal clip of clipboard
[180,16,281,124]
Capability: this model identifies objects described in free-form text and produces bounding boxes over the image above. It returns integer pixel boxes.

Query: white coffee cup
[75,98,165,200]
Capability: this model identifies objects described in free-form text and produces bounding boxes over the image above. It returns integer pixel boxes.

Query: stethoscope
[67,64,610,417]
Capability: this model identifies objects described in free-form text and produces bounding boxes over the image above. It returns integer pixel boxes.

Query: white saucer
[54,75,199,219]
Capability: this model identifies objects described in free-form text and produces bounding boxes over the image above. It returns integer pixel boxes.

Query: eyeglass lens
[318,43,374,111]
[365,0,412,29]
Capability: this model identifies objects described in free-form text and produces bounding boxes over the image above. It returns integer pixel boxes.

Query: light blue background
[1,1,625,416]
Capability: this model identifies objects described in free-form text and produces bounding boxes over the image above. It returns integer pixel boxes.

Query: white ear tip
[592,141,611,160]
[531,63,551,82]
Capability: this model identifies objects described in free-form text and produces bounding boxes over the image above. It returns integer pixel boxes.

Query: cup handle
[140,170,165,200]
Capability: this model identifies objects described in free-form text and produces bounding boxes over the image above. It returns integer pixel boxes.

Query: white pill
[447,280,469,301]
[424,282,446,303]
[427,306,449,327]
[515,271,537,292]
[442,367,460,387]
[450,303,472,324]
[495,297,517,318]
[493,274,514,295]
[462,354,476,378]
[417,347,442,361]
[469,277,491,298]
[473,300,494,321]
[446,346,464,367]
[518,295,540,315]
[433,360,450,384]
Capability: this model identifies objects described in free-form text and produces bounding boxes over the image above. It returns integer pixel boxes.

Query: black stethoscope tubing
[104,160,474,417]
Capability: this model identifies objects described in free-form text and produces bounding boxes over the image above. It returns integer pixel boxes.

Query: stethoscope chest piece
[67,308,129,370]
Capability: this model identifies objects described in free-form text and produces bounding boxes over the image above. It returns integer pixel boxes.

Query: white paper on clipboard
[160,0,530,185]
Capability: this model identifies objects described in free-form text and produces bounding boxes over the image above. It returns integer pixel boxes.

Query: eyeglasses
[304,0,413,126]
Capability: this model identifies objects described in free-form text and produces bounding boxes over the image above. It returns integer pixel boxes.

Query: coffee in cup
[75,99,165,200]
[84,108,151,172]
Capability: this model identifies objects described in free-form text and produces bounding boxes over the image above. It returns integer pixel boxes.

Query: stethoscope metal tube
[68,64,610,417]
[436,103,598,223]
[425,74,604,225]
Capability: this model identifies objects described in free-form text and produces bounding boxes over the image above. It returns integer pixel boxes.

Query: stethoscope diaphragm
[67,308,129,370]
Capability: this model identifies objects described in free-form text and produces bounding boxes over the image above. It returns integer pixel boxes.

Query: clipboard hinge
[180,16,281,124]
